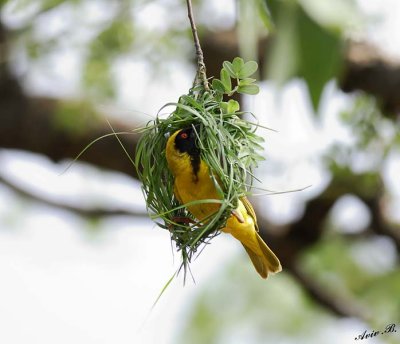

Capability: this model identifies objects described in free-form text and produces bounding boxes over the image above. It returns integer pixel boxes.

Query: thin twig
[186,0,209,91]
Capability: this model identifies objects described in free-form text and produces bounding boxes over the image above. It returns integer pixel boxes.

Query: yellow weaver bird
[165,127,282,279]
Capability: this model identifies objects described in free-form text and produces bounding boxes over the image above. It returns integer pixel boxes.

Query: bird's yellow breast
[173,158,221,221]
[165,130,221,221]
[165,129,252,229]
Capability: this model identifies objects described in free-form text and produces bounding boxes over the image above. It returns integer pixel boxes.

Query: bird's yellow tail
[242,232,282,279]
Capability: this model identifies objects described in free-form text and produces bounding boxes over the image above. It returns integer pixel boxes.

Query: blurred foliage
[53,99,100,136]
[1,1,400,343]
[326,163,382,199]
[2,0,360,108]
[340,95,400,156]
[327,94,400,189]
[301,233,400,330]
[177,258,337,344]
[266,0,351,111]
[84,14,134,98]
[177,232,400,344]
[2,0,191,100]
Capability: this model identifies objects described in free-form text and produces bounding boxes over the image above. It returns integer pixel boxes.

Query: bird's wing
[240,196,259,232]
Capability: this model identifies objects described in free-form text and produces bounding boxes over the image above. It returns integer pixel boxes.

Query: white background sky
[0,0,399,343]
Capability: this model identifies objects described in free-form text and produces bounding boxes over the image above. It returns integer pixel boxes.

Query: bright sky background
[0,0,399,343]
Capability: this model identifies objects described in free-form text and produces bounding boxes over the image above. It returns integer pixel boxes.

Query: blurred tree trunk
[0,22,139,176]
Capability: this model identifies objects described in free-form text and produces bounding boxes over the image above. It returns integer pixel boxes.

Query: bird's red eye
[181,132,188,139]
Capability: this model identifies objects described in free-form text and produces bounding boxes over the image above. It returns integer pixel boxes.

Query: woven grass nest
[135,58,267,274]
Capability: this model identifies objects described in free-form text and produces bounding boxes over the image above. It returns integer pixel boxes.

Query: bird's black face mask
[174,127,200,157]
[174,126,201,178]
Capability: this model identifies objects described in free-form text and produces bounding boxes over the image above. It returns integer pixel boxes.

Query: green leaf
[232,57,245,75]
[222,61,236,78]
[220,102,228,113]
[256,0,275,31]
[297,7,342,111]
[298,0,362,33]
[238,84,260,95]
[214,92,223,102]
[238,78,257,86]
[220,69,232,92]
[266,1,299,84]
[151,271,177,310]
[238,61,258,78]
[212,79,226,93]
[227,99,240,113]
[266,1,343,111]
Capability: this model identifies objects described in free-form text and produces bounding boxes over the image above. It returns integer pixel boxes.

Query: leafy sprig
[212,57,260,98]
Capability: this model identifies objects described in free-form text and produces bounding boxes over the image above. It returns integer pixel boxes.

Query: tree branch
[0,174,148,218]
[289,265,370,320]
[0,92,140,177]
[341,41,400,115]
[186,0,209,90]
